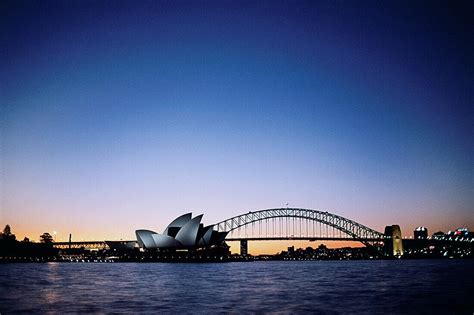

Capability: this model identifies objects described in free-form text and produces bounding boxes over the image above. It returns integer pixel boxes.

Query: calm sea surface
[1,259,473,314]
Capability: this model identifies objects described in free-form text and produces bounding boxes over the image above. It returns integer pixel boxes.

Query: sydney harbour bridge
[213,208,388,255]
[215,208,383,244]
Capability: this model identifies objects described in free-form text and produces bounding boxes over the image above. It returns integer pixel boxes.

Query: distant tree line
[0,225,58,258]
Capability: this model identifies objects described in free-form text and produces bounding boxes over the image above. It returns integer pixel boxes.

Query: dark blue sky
[1,1,473,247]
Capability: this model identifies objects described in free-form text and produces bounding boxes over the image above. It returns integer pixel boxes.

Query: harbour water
[1,259,473,314]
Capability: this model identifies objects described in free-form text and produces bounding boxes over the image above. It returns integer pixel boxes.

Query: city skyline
[2,1,473,255]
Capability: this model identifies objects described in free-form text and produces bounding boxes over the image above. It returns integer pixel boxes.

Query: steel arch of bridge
[215,208,384,245]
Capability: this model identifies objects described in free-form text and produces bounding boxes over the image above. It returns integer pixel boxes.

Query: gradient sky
[1,0,473,254]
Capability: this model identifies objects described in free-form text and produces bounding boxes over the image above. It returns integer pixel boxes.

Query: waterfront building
[105,241,137,252]
[432,231,445,240]
[414,227,428,240]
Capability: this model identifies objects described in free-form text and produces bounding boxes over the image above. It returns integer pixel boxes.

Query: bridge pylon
[383,225,404,257]
[240,240,248,256]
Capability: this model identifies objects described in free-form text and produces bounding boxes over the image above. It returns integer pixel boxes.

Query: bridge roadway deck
[225,237,382,242]
[53,241,110,249]
[53,237,381,249]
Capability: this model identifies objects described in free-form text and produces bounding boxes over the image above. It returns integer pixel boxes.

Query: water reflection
[0,260,473,313]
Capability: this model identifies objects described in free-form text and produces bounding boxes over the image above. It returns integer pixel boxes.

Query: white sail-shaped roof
[163,212,192,235]
[152,233,181,248]
[175,214,203,247]
[135,213,227,250]
[135,230,157,249]
[197,225,214,247]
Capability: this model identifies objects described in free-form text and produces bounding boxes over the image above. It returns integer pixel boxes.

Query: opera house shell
[135,213,227,250]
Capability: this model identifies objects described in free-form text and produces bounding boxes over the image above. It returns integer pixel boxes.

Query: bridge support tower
[384,225,404,257]
[240,239,248,256]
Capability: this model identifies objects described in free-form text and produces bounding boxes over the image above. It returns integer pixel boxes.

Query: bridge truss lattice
[215,208,384,246]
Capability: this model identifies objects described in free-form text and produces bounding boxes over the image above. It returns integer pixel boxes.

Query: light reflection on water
[0,260,473,313]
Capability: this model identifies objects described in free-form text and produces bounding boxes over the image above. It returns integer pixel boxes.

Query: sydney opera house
[135,213,227,250]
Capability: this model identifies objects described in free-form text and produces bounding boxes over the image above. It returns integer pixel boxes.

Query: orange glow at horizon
[227,240,365,255]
